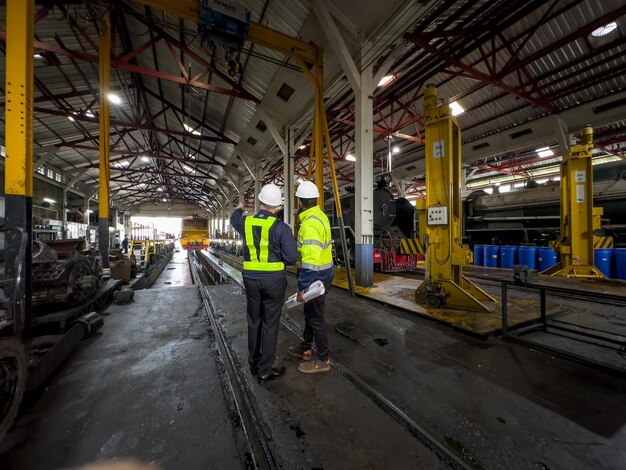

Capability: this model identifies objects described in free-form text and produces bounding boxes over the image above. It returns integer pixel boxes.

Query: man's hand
[297,290,306,303]
[236,203,244,210]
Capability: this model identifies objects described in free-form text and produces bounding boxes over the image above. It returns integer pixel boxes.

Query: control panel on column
[427,206,448,225]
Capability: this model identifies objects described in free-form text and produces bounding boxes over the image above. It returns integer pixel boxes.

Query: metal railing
[501,279,626,375]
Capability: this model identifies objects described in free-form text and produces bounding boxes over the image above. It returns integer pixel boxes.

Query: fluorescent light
[499,184,511,193]
[183,123,201,135]
[536,147,554,158]
[85,111,95,118]
[450,101,465,116]
[43,197,56,204]
[141,156,150,162]
[345,154,356,162]
[298,145,307,150]
[68,115,75,122]
[392,146,400,154]
[189,154,196,159]
[86,210,93,213]
[591,21,618,38]
[107,93,122,105]
[377,75,396,88]
[162,198,167,202]
[34,53,44,59]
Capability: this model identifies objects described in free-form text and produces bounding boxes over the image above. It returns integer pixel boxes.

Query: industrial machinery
[181,215,210,251]
[465,160,626,247]
[31,239,103,306]
[415,85,494,311]
[327,174,424,272]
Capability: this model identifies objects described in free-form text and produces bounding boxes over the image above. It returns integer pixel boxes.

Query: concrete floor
[2,250,625,469]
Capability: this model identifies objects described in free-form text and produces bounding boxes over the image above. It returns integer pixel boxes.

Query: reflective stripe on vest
[243,216,285,272]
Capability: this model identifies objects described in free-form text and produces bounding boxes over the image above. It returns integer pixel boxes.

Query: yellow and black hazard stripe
[594,236,614,249]
[400,238,425,255]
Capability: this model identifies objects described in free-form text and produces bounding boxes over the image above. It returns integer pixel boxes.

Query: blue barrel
[484,245,500,268]
[518,246,538,270]
[473,244,486,265]
[594,249,613,278]
[614,249,626,280]
[537,247,558,271]
[500,246,517,269]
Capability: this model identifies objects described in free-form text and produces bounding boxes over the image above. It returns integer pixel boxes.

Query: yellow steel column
[415,85,493,310]
[545,127,604,278]
[4,0,35,335]
[314,64,325,208]
[99,18,111,270]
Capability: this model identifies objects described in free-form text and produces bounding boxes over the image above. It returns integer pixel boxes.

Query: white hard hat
[258,183,282,207]
[295,180,320,199]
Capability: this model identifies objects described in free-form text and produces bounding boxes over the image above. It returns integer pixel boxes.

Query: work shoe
[288,345,313,361]
[298,359,331,374]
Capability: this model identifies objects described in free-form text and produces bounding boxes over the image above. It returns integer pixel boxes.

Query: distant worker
[288,181,334,374]
[122,236,129,254]
[230,184,299,385]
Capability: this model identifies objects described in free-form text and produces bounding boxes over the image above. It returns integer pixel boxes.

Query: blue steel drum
[614,249,626,280]
[518,246,538,270]
[537,246,557,271]
[594,249,613,278]
[500,246,517,269]
[484,245,500,268]
[473,244,486,265]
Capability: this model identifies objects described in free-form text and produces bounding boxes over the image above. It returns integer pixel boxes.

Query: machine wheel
[67,260,94,305]
[0,337,28,442]
[426,294,444,309]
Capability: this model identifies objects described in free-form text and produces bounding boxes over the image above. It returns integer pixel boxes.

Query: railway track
[190,250,473,470]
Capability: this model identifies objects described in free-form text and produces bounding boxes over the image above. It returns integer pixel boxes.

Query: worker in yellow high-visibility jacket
[231,183,299,385]
[288,181,334,374]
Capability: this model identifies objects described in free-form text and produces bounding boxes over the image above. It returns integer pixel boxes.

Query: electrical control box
[427,206,448,225]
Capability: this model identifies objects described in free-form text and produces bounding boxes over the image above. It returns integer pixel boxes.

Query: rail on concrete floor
[501,279,626,375]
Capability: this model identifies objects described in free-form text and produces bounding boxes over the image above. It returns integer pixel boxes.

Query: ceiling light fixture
[183,123,201,135]
[450,101,465,116]
[43,197,56,204]
[85,111,95,118]
[107,93,122,105]
[345,154,356,162]
[34,53,44,60]
[141,156,150,162]
[377,75,396,88]
[392,146,400,154]
[591,21,618,38]
[536,147,554,158]
[298,145,307,150]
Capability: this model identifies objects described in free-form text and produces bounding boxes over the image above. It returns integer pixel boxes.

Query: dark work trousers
[301,283,330,361]
[243,276,287,376]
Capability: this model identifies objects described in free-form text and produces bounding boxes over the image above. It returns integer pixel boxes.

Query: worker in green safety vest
[230,183,299,385]
[287,181,334,374]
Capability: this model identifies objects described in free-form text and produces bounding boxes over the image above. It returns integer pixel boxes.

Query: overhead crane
[134,0,354,295]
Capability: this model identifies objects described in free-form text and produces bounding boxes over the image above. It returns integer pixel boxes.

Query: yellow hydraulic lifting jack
[415,85,494,311]
[544,127,610,278]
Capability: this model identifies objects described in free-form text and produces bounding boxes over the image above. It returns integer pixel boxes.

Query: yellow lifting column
[544,127,605,278]
[415,85,494,310]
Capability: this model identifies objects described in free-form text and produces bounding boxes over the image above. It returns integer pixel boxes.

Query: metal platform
[29,278,122,329]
